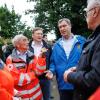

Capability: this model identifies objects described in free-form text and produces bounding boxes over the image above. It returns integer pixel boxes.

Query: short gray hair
[87,0,100,10]
[12,34,26,47]
[58,18,71,26]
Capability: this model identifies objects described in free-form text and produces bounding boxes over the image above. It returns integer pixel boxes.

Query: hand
[14,90,22,97]
[63,69,73,82]
[45,70,53,79]
[70,66,76,72]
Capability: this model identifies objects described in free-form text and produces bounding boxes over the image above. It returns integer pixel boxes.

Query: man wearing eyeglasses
[63,0,100,100]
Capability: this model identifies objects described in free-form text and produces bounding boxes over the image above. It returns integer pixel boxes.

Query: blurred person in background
[43,34,48,43]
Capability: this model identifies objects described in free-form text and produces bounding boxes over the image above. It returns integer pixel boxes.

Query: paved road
[50,77,60,100]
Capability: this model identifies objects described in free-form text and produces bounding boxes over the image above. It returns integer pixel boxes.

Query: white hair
[12,34,26,47]
[87,0,100,10]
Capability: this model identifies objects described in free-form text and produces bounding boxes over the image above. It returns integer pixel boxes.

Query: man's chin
[88,25,94,31]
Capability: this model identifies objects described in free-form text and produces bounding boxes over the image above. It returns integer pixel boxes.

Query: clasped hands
[44,66,76,82]
[63,67,76,82]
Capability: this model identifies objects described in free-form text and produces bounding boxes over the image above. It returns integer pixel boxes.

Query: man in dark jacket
[29,27,52,100]
[63,0,100,100]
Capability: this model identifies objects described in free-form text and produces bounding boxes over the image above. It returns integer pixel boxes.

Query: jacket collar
[83,25,100,48]
[29,40,49,50]
[89,25,100,39]
[11,49,34,61]
[62,34,74,41]
[32,41,43,47]
[57,35,79,46]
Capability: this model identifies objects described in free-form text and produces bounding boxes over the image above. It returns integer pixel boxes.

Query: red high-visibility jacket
[6,54,45,100]
[0,67,14,100]
[88,87,100,100]
[33,56,46,76]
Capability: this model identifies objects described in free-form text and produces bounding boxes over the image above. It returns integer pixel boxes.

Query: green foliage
[27,0,91,39]
[0,5,19,38]
[0,5,32,39]
[23,26,32,39]
[0,37,4,46]
[0,37,11,46]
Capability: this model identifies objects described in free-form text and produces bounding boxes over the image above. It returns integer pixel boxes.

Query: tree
[0,5,31,38]
[27,0,90,39]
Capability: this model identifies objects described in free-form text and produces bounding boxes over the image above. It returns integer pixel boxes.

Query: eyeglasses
[84,7,96,18]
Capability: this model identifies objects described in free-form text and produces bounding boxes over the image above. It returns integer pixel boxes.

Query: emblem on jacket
[77,44,81,49]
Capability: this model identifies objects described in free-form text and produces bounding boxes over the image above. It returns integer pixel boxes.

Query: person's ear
[93,7,100,18]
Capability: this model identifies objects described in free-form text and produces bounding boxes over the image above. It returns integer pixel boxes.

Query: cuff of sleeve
[67,71,86,87]
[49,69,55,75]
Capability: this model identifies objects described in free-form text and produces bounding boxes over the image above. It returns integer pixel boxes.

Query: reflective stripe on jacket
[33,56,46,75]
[6,53,43,100]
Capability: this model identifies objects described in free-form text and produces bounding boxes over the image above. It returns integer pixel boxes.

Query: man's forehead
[34,30,43,33]
[58,21,68,25]
[58,22,71,28]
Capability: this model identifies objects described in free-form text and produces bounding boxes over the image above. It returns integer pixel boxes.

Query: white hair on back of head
[12,34,25,47]
[87,0,100,9]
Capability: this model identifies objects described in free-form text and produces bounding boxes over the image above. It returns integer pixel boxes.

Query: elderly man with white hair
[6,34,46,100]
[63,0,100,100]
